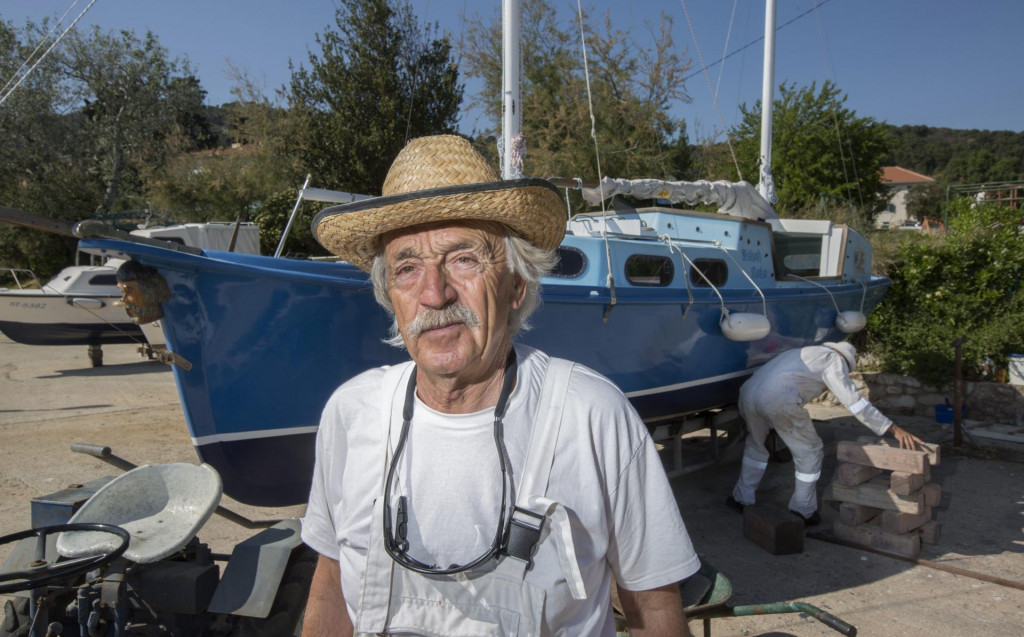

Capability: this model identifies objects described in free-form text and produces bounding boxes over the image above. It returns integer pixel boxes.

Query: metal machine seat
[57,463,222,564]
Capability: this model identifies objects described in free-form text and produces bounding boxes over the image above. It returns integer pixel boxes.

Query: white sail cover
[581,177,778,221]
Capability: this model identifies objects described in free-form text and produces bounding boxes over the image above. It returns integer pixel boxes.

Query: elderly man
[300,135,700,636]
[728,342,923,526]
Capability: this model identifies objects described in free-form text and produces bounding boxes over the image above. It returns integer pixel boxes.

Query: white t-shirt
[301,344,700,635]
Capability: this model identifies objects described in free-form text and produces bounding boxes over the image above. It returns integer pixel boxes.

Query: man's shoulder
[325,361,413,411]
[517,344,632,410]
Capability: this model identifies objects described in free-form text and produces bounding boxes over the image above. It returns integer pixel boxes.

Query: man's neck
[414,350,513,415]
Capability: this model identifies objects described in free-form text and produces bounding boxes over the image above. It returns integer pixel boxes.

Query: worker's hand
[889,424,924,450]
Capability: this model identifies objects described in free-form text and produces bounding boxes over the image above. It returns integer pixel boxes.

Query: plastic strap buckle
[504,507,545,569]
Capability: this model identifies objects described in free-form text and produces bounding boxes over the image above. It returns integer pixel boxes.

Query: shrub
[866,198,1024,386]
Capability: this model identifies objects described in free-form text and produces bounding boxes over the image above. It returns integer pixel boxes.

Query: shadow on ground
[40,361,171,378]
[672,409,1024,615]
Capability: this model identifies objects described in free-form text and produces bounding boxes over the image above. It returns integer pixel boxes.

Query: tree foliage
[289,0,463,195]
[461,0,693,188]
[887,125,1024,183]
[866,199,1024,386]
[59,26,206,215]
[0,20,207,275]
[728,81,892,218]
[146,65,304,223]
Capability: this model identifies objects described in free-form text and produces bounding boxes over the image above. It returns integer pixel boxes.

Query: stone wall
[814,372,1024,424]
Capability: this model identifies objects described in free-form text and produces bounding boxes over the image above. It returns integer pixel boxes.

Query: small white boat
[0,222,260,359]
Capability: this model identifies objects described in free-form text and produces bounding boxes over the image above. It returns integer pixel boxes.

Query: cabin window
[689,259,728,287]
[774,234,822,277]
[625,254,673,286]
[88,274,118,286]
[551,246,586,278]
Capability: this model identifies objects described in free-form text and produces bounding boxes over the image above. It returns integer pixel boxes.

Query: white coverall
[731,344,893,516]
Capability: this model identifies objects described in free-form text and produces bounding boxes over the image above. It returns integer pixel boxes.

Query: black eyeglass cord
[382,349,517,575]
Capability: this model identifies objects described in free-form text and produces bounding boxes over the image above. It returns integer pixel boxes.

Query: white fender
[835,310,867,333]
[720,312,771,342]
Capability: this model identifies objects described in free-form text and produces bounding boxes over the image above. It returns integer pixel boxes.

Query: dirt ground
[1,334,1022,636]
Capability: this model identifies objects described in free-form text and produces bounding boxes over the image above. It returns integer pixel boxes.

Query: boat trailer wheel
[0,523,130,594]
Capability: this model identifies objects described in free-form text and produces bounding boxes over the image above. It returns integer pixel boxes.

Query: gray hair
[369,222,559,348]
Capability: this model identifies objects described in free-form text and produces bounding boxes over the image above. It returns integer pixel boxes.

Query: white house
[876,166,935,229]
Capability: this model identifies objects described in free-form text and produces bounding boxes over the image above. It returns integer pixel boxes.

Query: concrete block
[743,503,804,555]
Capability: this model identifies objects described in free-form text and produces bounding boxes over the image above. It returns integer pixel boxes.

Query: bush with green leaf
[866,198,1024,386]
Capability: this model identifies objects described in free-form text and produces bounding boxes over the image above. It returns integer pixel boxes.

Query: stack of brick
[827,438,942,557]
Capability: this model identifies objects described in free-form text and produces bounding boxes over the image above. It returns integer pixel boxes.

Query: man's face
[383,222,524,383]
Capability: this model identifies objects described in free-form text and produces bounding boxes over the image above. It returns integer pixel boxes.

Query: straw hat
[312,135,567,271]
[823,341,857,371]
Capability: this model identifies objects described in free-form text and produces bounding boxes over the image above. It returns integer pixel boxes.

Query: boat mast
[757,0,778,204]
[501,0,522,179]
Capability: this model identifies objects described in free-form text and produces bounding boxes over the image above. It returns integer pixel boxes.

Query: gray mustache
[406,304,481,339]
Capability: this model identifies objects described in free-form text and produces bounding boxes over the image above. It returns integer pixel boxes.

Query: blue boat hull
[80,239,888,506]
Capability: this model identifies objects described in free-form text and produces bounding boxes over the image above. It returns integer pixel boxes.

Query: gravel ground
[1,334,1022,635]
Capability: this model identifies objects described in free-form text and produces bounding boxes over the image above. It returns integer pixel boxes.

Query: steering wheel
[0,523,130,594]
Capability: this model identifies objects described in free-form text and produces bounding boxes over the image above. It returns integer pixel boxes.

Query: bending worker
[301,135,700,636]
[729,342,922,526]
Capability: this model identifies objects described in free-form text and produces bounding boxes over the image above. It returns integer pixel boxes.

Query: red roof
[881,166,935,186]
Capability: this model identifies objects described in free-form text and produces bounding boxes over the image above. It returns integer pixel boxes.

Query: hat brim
[312,178,566,271]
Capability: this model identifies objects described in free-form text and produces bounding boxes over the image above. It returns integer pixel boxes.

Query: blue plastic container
[934,403,967,424]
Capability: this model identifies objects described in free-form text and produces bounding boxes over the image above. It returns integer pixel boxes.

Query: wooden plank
[919,520,942,544]
[875,526,921,557]
[921,483,942,507]
[837,462,883,487]
[857,436,940,466]
[833,520,879,546]
[890,471,927,495]
[831,481,925,514]
[881,507,932,533]
[839,502,882,526]
[838,441,928,474]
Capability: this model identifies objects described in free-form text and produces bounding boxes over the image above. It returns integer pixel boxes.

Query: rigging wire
[574,0,615,320]
[713,0,740,103]
[812,0,865,209]
[679,0,742,179]
[0,0,100,108]
[680,0,838,83]
[0,0,80,98]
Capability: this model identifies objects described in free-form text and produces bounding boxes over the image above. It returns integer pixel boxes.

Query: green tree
[59,26,205,215]
[905,182,945,221]
[730,81,892,218]
[289,0,463,195]
[146,65,303,225]
[462,0,693,187]
[0,19,90,273]
[867,198,1024,386]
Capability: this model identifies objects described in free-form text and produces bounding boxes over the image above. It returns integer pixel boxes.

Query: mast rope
[574,0,616,320]
[0,0,100,108]
[0,0,79,97]
[713,240,768,316]
[679,0,743,179]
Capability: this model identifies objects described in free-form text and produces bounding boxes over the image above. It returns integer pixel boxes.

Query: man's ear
[510,275,527,310]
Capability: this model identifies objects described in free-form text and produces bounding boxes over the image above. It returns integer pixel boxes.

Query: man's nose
[418,263,456,308]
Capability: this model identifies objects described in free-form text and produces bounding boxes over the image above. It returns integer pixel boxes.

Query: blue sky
[7,0,1023,144]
